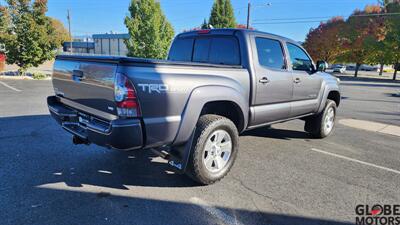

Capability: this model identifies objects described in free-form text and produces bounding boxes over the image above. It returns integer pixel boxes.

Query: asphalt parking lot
[1,78,399,225]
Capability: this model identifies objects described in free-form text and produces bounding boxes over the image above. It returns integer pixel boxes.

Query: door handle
[294,77,301,83]
[259,77,270,84]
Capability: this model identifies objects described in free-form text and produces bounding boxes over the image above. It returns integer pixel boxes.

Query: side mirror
[316,60,328,72]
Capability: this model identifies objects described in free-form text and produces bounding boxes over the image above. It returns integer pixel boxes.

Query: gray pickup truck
[47,29,340,184]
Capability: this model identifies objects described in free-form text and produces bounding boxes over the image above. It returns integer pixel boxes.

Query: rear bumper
[47,96,143,151]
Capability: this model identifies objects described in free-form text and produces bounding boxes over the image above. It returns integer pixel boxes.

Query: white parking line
[0,81,22,92]
[190,197,245,225]
[310,148,400,175]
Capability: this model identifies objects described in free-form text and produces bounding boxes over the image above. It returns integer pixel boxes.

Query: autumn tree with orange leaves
[339,5,387,77]
[303,17,346,63]
[304,3,400,79]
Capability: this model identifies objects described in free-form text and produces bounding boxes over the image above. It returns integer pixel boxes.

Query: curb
[0,76,51,80]
[0,75,34,80]
[339,119,400,137]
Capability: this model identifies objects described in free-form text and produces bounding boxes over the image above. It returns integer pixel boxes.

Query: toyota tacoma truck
[47,29,341,185]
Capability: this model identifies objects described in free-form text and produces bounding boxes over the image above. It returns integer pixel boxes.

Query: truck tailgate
[52,58,118,118]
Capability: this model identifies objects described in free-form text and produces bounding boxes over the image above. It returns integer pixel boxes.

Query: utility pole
[67,9,73,53]
[246,1,251,29]
[247,2,271,29]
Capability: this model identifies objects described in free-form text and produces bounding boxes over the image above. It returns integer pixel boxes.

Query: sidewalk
[2,60,54,75]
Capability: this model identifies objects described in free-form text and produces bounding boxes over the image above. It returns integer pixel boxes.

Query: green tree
[0,5,11,52]
[364,36,392,76]
[209,0,236,28]
[303,17,346,63]
[383,1,400,80]
[201,18,209,29]
[0,0,60,75]
[124,0,174,59]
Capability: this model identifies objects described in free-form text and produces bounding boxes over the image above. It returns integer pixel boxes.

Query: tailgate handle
[73,70,84,77]
[72,70,84,81]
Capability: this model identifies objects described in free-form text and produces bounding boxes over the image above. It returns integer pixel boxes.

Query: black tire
[304,100,337,138]
[186,114,239,185]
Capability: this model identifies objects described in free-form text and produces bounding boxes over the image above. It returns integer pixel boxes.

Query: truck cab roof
[177,28,298,44]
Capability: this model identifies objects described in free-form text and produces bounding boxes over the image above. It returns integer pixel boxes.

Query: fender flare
[172,85,248,146]
[317,85,340,113]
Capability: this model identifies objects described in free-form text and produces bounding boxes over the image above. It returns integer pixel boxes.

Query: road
[0,79,399,225]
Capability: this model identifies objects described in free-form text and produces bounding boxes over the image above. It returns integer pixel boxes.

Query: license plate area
[77,112,111,134]
[78,112,90,128]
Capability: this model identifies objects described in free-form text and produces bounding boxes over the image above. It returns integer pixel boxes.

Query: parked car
[345,64,356,71]
[360,64,378,72]
[332,65,346,73]
[47,29,341,185]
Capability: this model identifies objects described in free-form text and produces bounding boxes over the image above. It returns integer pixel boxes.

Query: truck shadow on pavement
[3,189,356,225]
[0,115,197,189]
[1,115,355,225]
[1,115,315,191]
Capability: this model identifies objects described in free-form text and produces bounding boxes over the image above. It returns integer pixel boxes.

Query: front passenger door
[286,43,323,117]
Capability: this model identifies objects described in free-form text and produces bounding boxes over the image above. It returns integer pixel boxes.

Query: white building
[93,33,130,56]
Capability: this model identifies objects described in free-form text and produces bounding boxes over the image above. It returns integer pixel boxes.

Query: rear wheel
[305,100,337,138]
[186,115,239,185]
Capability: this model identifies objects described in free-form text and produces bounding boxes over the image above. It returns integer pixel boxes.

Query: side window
[209,37,240,65]
[193,38,211,63]
[287,43,313,72]
[168,38,194,61]
[255,37,286,69]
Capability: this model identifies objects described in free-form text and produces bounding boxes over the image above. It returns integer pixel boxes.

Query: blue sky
[2,0,379,41]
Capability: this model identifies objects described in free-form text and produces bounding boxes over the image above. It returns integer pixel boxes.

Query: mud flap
[166,130,196,174]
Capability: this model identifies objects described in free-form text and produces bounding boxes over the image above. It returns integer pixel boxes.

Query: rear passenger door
[250,36,293,126]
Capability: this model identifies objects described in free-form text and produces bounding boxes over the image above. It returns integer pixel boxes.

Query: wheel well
[200,101,245,132]
[327,91,341,106]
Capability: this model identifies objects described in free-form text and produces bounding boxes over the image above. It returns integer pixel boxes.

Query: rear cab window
[168,38,194,61]
[168,35,241,66]
[193,38,211,63]
[208,37,240,65]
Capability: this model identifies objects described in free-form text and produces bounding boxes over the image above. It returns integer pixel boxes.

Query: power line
[253,16,332,22]
[253,12,400,23]
[253,20,328,25]
[349,12,400,17]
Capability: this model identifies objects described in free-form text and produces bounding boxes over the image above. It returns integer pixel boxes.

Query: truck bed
[56,54,244,69]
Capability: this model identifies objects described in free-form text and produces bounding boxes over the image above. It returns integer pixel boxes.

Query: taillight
[114,73,141,117]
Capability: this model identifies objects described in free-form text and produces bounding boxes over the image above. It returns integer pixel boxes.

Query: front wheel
[305,100,337,138]
[186,115,239,185]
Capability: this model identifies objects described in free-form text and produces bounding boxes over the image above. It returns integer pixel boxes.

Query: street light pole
[67,9,73,54]
[246,2,251,29]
